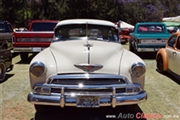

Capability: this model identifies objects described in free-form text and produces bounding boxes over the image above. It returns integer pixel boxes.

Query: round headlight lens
[130,62,146,77]
[30,61,46,77]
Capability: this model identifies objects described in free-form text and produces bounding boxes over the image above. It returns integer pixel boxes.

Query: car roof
[55,19,117,28]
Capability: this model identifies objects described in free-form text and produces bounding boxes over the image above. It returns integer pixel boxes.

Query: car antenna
[86,22,88,38]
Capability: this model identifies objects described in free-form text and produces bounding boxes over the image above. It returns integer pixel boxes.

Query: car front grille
[51,88,126,94]
[43,74,129,95]
[47,73,127,84]
[49,79,125,85]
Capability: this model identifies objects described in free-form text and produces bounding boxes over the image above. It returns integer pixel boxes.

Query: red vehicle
[13,20,59,61]
[119,28,133,44]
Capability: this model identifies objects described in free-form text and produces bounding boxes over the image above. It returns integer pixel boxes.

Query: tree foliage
[0,0,179,27]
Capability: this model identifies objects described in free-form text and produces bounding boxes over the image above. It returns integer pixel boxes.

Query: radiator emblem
[74,64,103,72]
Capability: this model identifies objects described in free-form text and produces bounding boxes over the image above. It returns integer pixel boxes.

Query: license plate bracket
[76,96,100,108]
[32,47,41,52]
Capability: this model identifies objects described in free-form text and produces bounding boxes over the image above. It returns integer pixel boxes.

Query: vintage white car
[27,19,147,112]
[156,32,180,79]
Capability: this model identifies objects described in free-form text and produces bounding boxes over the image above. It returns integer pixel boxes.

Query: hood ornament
[74,64,103,72]
[83,43,93,48]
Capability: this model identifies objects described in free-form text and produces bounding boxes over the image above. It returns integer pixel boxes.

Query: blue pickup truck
[129,22,171,53]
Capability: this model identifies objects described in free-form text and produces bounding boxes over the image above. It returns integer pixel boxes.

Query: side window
[0,23,6,32]
[7,24,13,32]
[168,36,177,48]
[176,37,180,50]
[107,30,118,42]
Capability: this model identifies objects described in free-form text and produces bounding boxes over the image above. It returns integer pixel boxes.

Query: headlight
[130,62,146,77]
[30,61,46,77]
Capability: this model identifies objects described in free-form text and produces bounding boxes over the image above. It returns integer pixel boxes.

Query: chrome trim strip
[137,48,161,52]
[17,38,52,42]
[35,83,137,89]
[60,87,64,108]
[112,87,116,108]
[13,47,46,52]
[83,42,93,64]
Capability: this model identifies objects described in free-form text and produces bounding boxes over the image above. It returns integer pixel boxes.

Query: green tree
[159,0,180,17]
[1,0,28,27]
[1,0,180,28]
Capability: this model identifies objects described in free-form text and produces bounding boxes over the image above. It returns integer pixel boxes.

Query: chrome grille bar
[60,87,64,108]
[47,73,128,84]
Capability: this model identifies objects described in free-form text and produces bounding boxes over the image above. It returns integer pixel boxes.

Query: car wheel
[20,53,28,61]
[157,55,165,73]
[121,42,126,45]
[2,45,7,49]
[129,41,134,52]
[34,105,52,113]
[121,40,126,45]
[0,62,6,81]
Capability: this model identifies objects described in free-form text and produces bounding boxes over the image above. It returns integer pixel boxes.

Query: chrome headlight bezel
[130,62,146,77]
[30,61,46,77]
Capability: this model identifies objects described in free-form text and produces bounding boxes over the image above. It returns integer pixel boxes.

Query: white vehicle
[27,19,147,112]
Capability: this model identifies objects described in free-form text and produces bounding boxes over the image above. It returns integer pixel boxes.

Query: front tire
[20,53,28,61]
[34,105,49,113]
[157,55,165,73]
[0,62,6,81]
[129,41,134,52]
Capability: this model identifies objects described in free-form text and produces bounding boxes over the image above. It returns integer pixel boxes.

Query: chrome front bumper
[27,86,147,108]
[28,74,147,108]
[28,84,147,107]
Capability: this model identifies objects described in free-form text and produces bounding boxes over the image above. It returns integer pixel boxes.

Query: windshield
[53,24,119,42]
[137,24,166,33]
[0,23,6,32]
[31,22,57,31]
[0,22,13,32]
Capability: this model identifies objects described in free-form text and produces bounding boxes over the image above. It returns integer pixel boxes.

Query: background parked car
[0,20,13,50]
[119,28,133,44]
[0,49,13,81]
[129,22,171,54]
[156,32,180,79]
[12,20,59,61]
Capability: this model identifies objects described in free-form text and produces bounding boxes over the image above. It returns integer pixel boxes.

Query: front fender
[29,48,57,90]
[156,48,168,71]
[120,49,146,90]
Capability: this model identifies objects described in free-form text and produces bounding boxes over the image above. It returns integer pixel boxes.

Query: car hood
[49,40,124,74]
